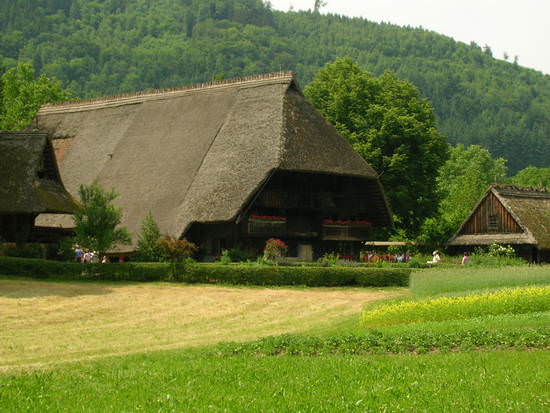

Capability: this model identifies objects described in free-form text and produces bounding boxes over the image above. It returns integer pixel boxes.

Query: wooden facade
[448,185,550,263]
[462,192,522,234]
[187,170,387,260]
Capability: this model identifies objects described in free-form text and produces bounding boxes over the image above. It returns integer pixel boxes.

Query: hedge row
[0,256,182,282]
[185,264,410,287]
[0,257,410,287]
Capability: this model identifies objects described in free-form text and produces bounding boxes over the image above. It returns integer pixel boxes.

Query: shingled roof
[448,184,550,249]
[0,132,78,215]
[31,72,389,249]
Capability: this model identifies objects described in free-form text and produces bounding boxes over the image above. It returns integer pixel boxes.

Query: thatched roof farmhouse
[448,184,550,262]
[0,132,77,243]
[30,72,391,259]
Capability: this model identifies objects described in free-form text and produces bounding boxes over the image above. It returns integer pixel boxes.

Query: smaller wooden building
[0,132,78,243]
[447,184,550,262]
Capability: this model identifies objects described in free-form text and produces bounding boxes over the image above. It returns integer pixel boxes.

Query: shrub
[487,243,516,258]
[157,236,198,262]
[0,256,185,282]
[317,252,339,267]
[361,286,550,327]
[263,238,288,261]
[0,243,45,259]
[0,257,410,287]
[134,212,164,262]
[184,264,410,287]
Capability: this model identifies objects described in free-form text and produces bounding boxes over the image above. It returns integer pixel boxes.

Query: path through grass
[0,279,402,370]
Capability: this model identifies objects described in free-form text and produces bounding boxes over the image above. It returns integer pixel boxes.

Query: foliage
[511,166,550,188]
[418,144,507,245]
[215,326,550,356]
[184,264,410,287]
[487,243,516,258]
[73,181,131,256]
[220,249,232,265]
[1,1,549,173]
[361,286,550,327]
[0,256,410,287]
[0,63,70,130]
[317,252,339,267]
[305,57,449,235]
[157,236,198,262]
[0,242,45,259]
[0,256,185,281]
[134,212,164,262]
[263,237,288,261]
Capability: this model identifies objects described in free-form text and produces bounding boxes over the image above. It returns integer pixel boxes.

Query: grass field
[1,266,549,412]
[0,279,402,370]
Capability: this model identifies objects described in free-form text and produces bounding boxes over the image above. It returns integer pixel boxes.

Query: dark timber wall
[462,192,522,234]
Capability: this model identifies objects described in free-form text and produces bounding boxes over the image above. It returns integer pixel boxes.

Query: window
[248,215,287,235]
[488,215,498,232]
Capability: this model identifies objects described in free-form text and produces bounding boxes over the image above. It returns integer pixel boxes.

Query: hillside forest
[1,0,550,173]
[1,0,550,243]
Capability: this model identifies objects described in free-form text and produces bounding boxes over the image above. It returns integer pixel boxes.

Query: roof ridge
[492,183,548,194]
[40,71,294,112]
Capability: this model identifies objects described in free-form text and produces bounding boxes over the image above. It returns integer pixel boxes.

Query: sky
[268,0,550,75]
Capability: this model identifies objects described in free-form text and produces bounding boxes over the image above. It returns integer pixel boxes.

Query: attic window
[488,215,498,232]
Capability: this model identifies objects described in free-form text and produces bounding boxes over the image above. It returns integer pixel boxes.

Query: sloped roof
[31,72,389,249]
[0,132,78,214]
[448,184,550,249]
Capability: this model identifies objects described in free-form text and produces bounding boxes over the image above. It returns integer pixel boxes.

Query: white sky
[269,0,550,75]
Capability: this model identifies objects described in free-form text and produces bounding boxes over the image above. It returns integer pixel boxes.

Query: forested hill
[1,0,550,173]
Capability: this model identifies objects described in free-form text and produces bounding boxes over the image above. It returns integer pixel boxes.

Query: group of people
[74,245,108,264]
[427,250,470,265]
[363,251,412,263]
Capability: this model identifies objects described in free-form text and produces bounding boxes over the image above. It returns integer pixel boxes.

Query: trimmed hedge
[0,256,181,282]
[0,257,410,287]
[184,264,410,287]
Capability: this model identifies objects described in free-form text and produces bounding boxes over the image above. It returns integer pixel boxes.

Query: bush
[0,243,45,259]
[0,256,186,282]
[184,264,410,287]
[362,286,550,327]
[0,257,410,287]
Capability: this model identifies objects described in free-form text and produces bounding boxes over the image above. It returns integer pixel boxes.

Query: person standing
[74,245,83,263]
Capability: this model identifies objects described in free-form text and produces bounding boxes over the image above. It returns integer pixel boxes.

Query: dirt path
[0,280,403,370]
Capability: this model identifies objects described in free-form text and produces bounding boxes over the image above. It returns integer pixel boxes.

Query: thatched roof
[448,184,550,249]
[30,72,389,249]
[0,132,78,215]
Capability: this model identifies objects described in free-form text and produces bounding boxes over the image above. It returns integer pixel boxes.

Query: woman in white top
[427,250,441,264]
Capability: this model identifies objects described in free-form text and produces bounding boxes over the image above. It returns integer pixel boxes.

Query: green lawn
[410,265,550,297]
[1,350,548,412]
[1,265,549,412]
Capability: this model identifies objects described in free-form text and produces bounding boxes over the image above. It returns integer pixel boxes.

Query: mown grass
[1,349,548,412]
[411,265,550,297]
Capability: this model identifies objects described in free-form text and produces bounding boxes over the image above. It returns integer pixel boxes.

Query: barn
[0,132,77,243]
[447,184,550,262]
[30,72,392,260]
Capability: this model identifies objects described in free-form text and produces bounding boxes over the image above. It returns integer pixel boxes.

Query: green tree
[135,211,164,262]
[511,166,550,188]
[304,57,449,235]
[419,144,507,245]
[0,63,70,130]
[73,181,131,256]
